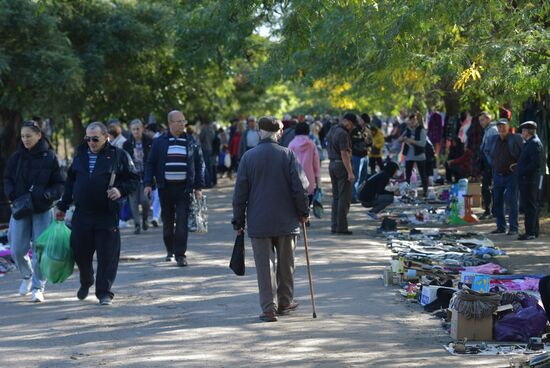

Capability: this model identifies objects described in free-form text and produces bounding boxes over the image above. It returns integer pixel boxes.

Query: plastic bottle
[457,178,468,217]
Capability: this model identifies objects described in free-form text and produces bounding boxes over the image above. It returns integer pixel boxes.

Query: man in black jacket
[359,161,399,220]
[123,119,153,234]
[516,121,544,240]
[144,110,205,267]
[56,122,139,305]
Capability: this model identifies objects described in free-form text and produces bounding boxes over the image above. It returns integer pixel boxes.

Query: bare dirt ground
[1,169,547,368]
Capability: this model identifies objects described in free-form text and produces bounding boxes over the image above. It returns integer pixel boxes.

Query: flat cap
[519,121,537,130]
[496,118,509,125]
[258,116,283,132]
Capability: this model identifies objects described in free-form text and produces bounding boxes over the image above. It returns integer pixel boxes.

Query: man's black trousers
[519,179,540,237]
[481,167,493,215]
[71,213,121,299]
[159,183,190,259]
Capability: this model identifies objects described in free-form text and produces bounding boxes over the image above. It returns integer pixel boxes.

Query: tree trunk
[0,109,22,224]
[71,114,85,151]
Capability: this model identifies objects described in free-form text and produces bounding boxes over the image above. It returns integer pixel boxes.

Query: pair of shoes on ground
[331,230,353,235]
[517,233,536,241]
[490,228,518,236]
[77,286,112,305]
[259,302,300,322]
[20,280,45,302]
[134,222,149,234]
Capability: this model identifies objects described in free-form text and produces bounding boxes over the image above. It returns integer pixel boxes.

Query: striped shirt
[88,149,98,175]
[165,136,188,182]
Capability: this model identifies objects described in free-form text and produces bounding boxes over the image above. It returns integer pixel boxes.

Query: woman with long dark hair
[4,120,64,302]
[398,114,428,196]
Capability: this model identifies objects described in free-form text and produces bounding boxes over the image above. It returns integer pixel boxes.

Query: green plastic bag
[35,220,74,284]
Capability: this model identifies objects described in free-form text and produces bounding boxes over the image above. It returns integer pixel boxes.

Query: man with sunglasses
[144,110,205,267]
[56,122,139,306]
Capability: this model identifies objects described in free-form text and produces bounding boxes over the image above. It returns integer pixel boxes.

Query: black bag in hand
[229,233,245,276]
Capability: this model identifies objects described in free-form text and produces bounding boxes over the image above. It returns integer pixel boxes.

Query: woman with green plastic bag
[3,120,64,302]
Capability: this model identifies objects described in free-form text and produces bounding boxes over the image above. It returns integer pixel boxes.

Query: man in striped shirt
[144,110,206,267]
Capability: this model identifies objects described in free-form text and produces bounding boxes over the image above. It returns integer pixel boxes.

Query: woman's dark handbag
[229,233,245,276]
[11,188,34,220]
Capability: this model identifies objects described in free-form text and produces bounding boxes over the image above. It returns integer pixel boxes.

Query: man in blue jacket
[56,122,139,305]
[232,116,309,322]
[483,118,524,235]
[516,121,544,240]
[144,110,205,267]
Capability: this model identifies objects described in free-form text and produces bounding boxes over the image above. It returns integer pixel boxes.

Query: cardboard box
[450,308,493,340]
[472,274,491,293]
[467,183,482,208]
[421,285,440,306]
[460,271,483,284]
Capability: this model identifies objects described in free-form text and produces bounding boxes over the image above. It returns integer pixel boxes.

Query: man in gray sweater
[232,116,310,322]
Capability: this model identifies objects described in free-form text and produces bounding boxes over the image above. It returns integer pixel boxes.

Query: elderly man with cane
[232,116,310,322]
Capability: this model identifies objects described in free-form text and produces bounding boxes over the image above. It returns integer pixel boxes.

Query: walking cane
[302,222,317,318]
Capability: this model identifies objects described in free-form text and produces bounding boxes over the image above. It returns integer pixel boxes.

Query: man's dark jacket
[232,138,309,238]
[516,135,544,182]
[143,132,205,192]
[122,135,153,177]
[359,169,393,204]
[57,142,139,227]
[4,138,64,213]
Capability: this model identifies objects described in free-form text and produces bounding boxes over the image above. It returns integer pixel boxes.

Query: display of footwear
[277,302,299,315]
[490,229,506,234]
[165,253,173,262]
[176,257,188,267]
[507,230,518,236]
[19,278,32,296]
[259,310,278,322]
[77,286,90,300]
[367,212,378,221]
[31,289,44,303]
[151,219,159,227]
[99,296,113,305]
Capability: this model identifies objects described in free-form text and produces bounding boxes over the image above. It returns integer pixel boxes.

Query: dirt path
[2,170,545,367]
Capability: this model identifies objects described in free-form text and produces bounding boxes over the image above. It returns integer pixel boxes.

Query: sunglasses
[84,136,102,143]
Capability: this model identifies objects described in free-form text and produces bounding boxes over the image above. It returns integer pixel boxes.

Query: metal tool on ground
[302,222,317,318]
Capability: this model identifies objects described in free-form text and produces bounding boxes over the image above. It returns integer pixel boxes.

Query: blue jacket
[516,135,544,182]
[144,132,205,192]
[232,138,309,238]
[482,132,523,168]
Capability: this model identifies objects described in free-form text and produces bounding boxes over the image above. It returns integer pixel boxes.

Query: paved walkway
[1,170,545,367]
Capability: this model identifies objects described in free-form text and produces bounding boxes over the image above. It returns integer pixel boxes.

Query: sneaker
[507,230,518,236]
[31,289,44,303]
[19,278,32,296]
[151,218,159,228]
[367,212,378,221]
[480,212,493,220]
[142,222,149,231]
[77,286,90,300]
[118,220,129,228]
[517,233,536,241]
[490,229,506,234]
[134,225,141,235]
[176,257,188,267]
[99,296,113,306]
[259,310,278,322]
[165,253,174,262]
[277,302,299,315]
